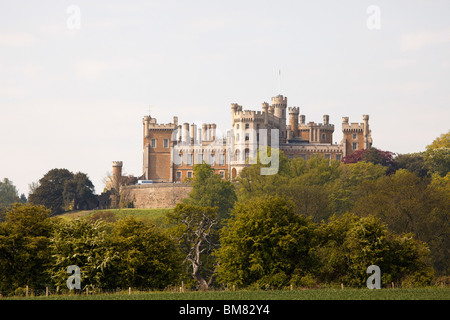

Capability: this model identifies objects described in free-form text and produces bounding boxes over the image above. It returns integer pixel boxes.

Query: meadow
[4,288,449,300]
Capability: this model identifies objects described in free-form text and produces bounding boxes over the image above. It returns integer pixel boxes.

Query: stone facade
[108,94,373,208]
[123,183,192,208]
[139,94,372,181]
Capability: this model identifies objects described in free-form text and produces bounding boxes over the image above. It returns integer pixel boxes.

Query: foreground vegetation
[0,131,448,297]
[5,287,450,300]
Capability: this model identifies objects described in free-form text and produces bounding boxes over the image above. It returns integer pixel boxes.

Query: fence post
[46,287,49,297]
[26,285,29,297]
[341,283,344,290]
[128,287,131,295]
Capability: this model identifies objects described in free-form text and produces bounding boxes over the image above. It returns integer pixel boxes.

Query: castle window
[322,133,326,140]
[187,171,192,178]
[352,142,357,150]
[336,154,342,161]
[163,139,169,148]
[236,124,240,129]
[219,171,225,178]
[151,139,156,148]
[209,154,215,165]
[245,123,249,129]
[324,154,331,160]
[176,171,181,180]
[187,154,192,166]
[219,153,225,165]
[353,133,357,140]
[245,133,249,141]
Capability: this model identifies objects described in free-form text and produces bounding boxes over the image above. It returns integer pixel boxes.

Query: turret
[363,115,370,149]
[271,94,287,121]
[288,106,300,137]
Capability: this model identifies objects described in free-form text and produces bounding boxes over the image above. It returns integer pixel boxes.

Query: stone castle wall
[123,183,192,208]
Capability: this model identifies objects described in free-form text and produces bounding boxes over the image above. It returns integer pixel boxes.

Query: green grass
[8,288,450,300]
[55,208,172,227]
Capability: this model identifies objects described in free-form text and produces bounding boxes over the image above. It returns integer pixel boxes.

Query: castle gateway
[141,94,372,182]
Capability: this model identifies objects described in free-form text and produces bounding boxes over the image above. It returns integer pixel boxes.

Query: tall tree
[0,204,54,294]
[183,163,236,219]
[28,169,95,214]
[167,203,220,290]
[28,169,74,214]
[216,196,316,289]
[0,178,22,209]
[424,131,450,177]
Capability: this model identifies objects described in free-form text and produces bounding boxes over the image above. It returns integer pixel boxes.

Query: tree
[352,169,450,275]
[63,172,96,210]
[394,152,429,178]
[313,213,434,287]
[28,169,74,214]
[424,131,450,177]
[216,196,316,289]
[167,203,220,290]
[183,163,236,219]
[328,162,387,215]
[0,204,54,295]
[0,178,23,209]
[109,217,182,290]
[343,148,396,174]
[49,218,116,291]
[28,169,95,214]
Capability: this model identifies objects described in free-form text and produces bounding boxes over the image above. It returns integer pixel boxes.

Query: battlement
[271,94,287,105]
[342,122,364,132]
[112,161,123,167]
[288,106,300,114]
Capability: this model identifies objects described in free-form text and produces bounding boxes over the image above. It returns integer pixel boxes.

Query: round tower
[288,106,300,137]
[112,161,123,187]
[271,95,287,121]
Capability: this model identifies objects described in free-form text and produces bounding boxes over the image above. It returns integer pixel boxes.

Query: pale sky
[1,0,449,196]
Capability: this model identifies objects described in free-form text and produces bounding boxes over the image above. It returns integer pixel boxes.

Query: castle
[135,94,372,182]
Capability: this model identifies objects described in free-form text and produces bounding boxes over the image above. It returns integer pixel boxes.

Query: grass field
[6,288,449,300]
[55,208,171,227]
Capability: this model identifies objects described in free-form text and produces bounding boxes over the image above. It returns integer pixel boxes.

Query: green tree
[28,169,74,214]
[0,204,54,295]
[109,217,182,290]
[313,213,434,287]
[184,163,236,219]
[49,218,116,290]
[352,169,449,275]
[394,152,429,178]
[63,172,96,210]
[0,178,23,209]
[167,204,220,290]
[216,196,316,289]
[28,169,96,214]
[328,162,386,215]
[424,131,450,177]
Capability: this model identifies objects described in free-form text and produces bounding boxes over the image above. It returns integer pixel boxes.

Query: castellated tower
[288,106,300,138]
[271,95,288,141]
[341,115,372,157]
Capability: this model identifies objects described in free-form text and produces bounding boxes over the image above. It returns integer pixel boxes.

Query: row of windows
[151,138,169,148]
[177,153,226,166]
[176,170,225,180]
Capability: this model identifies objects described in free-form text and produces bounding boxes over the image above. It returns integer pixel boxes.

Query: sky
[0,0,449,196]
